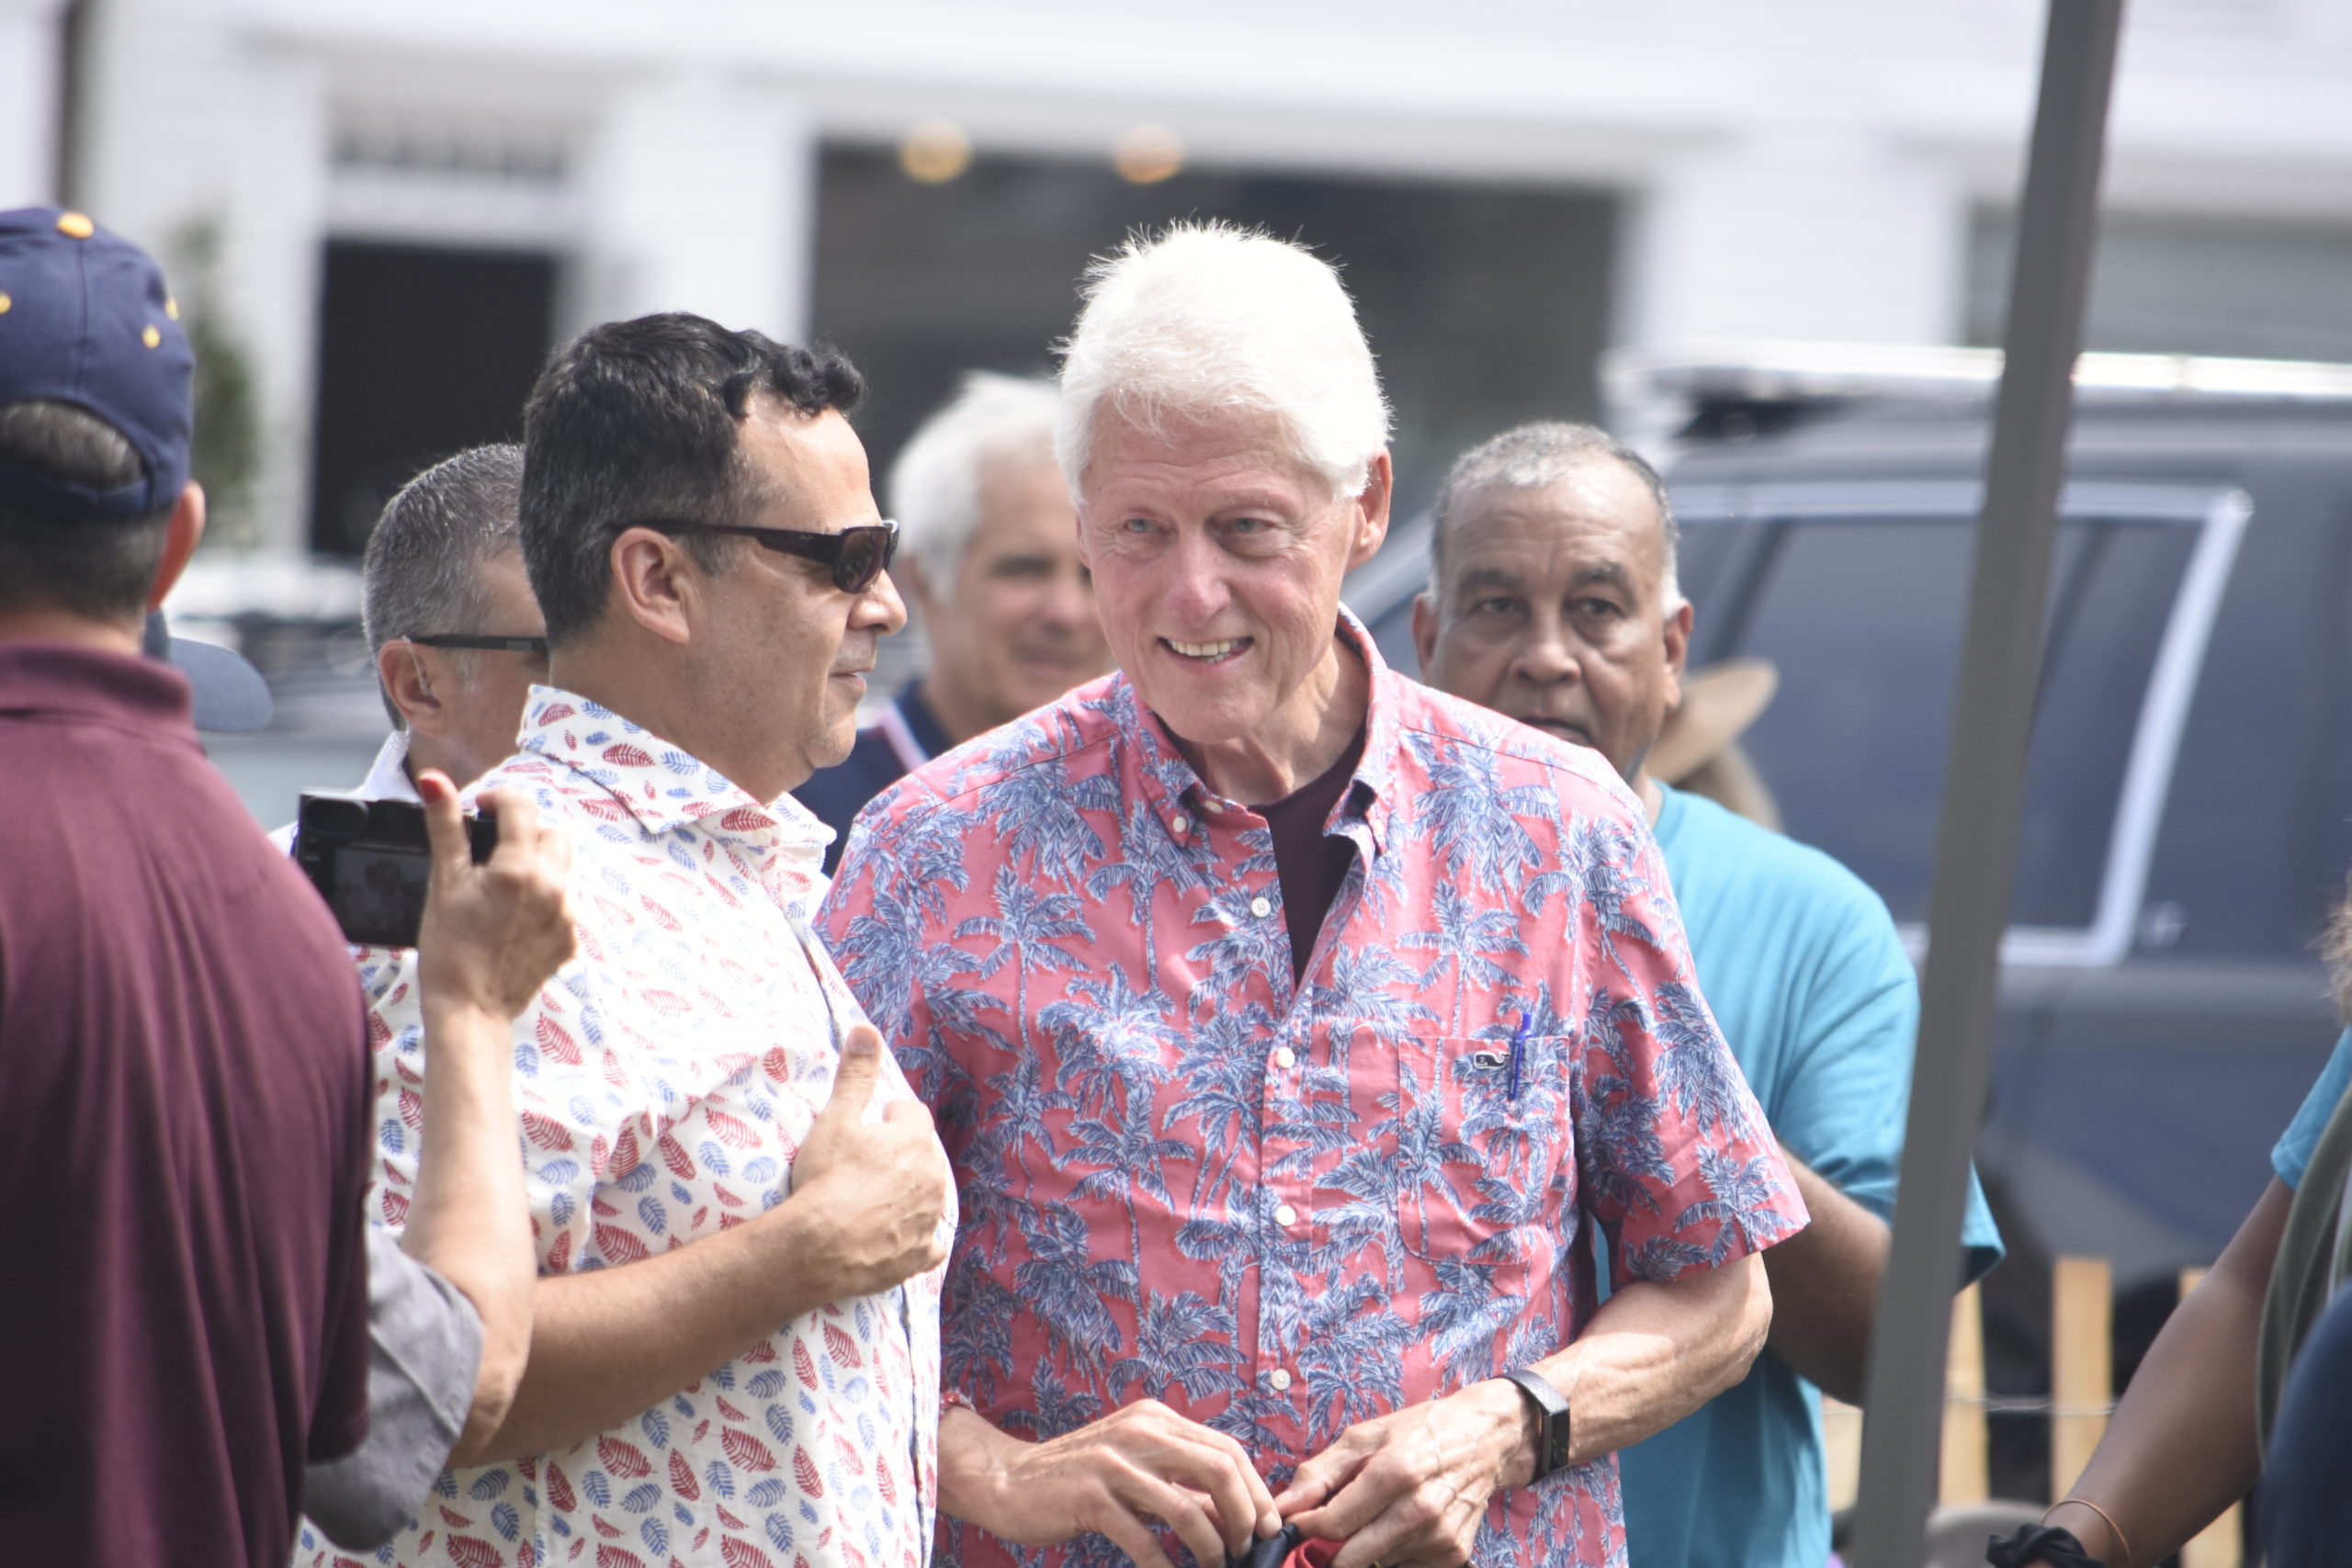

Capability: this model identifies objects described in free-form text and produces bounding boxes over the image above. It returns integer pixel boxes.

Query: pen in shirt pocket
[1471,1009,1534,1101]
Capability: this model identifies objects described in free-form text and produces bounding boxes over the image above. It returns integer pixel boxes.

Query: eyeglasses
[628,516,900,595]
[407,634,550,656]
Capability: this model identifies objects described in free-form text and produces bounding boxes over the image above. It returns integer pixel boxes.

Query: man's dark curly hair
[518,312,865,646]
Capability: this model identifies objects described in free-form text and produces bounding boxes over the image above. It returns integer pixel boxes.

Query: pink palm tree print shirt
[819,615,1803,1568]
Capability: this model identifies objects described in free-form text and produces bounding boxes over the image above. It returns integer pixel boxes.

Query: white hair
[1057,221,1392,502]
[888,371,1064,586]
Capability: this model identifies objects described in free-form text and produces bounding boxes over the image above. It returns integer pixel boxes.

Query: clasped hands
[967,1380,1538,1568]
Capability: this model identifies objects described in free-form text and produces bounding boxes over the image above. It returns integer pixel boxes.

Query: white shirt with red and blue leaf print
[298,685,949,1568]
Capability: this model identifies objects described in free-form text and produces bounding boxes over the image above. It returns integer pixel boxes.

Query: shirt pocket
[1392,1034,1574,1266]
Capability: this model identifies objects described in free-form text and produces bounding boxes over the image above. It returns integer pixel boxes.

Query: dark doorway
[812,148,1618,521]
[309,241,555,555]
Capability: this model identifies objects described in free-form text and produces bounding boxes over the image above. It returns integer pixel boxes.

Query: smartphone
[294,794,496,948]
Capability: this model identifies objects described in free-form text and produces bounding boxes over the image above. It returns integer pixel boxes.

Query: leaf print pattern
[295,685,949,1568]
[820,615,1801,1568]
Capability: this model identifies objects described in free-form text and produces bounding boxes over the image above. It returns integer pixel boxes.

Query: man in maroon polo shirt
[0,206,374,1565]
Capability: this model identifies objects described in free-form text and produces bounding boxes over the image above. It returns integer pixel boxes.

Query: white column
[219,53,331,556]
[74,0,329,554]
[576,71,817,344]
[1624,127,1967,349]
[0,0,67,206]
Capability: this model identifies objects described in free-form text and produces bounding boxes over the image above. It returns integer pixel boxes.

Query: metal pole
[1848,3,2125,1565]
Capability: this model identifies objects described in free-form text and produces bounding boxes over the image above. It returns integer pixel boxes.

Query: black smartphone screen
[294,795,494,947]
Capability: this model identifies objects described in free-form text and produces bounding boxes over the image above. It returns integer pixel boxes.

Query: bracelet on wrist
[1497,1368,1572,1483]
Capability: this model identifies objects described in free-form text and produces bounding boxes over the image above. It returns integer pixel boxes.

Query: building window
[1965,208,2352,364]
[811,146,1620,521]
[309,240,555,555]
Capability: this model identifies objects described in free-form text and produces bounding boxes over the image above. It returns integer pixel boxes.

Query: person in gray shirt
[300,769,574,1549]
[269,443,569,1549]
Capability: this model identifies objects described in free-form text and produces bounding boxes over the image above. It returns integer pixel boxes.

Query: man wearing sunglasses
[307,312,955,1568]
[270,446,547,852]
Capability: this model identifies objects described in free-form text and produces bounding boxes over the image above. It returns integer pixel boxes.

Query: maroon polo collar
[0,638,196,735]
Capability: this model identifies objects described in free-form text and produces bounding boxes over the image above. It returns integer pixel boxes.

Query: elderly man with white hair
[797,372,1112,871]
[821,224,1803,1568]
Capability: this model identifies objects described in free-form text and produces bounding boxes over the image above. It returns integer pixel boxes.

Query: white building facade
[8,0,2352,553]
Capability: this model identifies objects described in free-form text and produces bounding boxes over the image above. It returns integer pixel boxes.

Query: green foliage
[169,218,263,551]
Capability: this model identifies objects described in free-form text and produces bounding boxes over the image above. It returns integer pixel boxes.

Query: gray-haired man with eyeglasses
[365,442,550,789]
[269,446,548,852]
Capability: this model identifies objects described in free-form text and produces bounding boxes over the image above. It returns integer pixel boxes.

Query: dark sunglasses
[629,516,900,594]
[408,634,550,656]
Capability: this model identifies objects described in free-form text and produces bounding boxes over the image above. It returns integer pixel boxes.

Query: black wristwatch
[1499,1368,1572,1482]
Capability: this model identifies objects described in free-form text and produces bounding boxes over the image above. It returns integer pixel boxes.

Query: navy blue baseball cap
[1,207,270,730]
[0,206,194,521]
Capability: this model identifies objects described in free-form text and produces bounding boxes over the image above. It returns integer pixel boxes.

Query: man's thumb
[823,1022,885,1118]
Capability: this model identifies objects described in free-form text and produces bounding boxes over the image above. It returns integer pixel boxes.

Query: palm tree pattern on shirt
[819,619,1803,1568]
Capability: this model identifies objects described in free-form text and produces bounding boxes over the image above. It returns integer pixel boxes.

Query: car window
[2142,483,2346,957]
[1682,514,2198,929]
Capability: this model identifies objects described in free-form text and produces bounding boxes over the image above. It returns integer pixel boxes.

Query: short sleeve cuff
[2276,1030,2352,1192]
[1620,1195,1809,1287]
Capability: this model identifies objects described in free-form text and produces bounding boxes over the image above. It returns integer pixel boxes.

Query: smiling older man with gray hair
[796,372,1111,870]
[821,223,1803,1568]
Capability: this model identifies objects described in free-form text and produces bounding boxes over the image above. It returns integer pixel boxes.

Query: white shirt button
[1274,1203,1298,1226]
[1202,798,1225,814]
[1273,1045,1296,1070]
[1169,814,1190,836]
[1270,1368,1293,1392]
[1250,896,1273,919]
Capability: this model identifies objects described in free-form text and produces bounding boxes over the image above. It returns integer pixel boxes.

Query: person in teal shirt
[2271,1028,2352,1189]
[1627,780,2004,1568]
[1416,420,2003,1568]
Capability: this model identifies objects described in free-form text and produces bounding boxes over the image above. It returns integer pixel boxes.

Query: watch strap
[1499,1368,1572,1482]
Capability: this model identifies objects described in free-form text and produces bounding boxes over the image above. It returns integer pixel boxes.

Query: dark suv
[1346,354,2352,1292]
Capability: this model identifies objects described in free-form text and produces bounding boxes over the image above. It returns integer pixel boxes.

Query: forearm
[473,1195,854,1461]
[1529,1250,1772,1466]
[401,998,537,1463]
[1760,1155,1889,1404]
[2049,1179,2289,1566]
